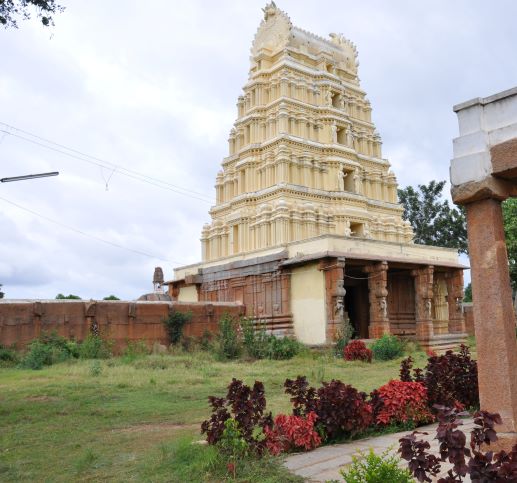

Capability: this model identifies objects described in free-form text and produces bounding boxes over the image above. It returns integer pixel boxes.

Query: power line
[0,122,215,204]
[0,195,185,265]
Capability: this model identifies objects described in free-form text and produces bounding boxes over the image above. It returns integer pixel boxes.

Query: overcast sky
[1,0,516,300]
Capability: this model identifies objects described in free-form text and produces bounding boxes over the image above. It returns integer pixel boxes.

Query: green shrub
[20,340,51,369]
[20,332,79,369]
[340,449,414,483]
[242,319,270,359]
[199,328,213,351]
[89,360,102,377]
[180,335,196,352]
[241,319,302,360]
[78,335,112,359]
[0,344,19,366]
[121,340,149,362]
[371,335,404,361]
[163,311,192,345]
[40,331,80,358]
[334,318,354,357]
[267,336,302,360]
[216,314,241,360]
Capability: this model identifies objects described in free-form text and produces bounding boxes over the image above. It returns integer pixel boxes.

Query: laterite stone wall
[0,300,245,352]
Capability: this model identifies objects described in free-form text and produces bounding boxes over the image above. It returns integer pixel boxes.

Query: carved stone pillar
[320,257,346,343]
[445,269,466,334]
[411,266,434,341]
[364,261,390,338]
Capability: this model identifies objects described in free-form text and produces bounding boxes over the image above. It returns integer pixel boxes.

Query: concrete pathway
[284,419,475,482]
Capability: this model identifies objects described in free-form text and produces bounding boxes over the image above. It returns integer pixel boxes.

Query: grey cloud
[2,0,515,298]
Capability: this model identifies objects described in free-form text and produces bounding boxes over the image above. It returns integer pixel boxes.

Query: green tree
[464,283,472,302]
[55,293,81,300]
[398,180,468,254]
[503,198,517,290]
[103,295,120,300]
[0,284,4,299]
[0,0,64,28]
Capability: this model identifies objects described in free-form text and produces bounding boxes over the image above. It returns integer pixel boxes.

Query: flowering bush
[374,380,433,426]
[344,340,372,363]
[264,412,321,455]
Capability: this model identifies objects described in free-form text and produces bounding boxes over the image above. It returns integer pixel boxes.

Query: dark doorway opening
[344,279,369,339]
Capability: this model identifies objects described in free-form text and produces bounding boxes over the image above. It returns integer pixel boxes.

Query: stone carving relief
[252,2,291,56]
[334,279,347,322]
[325,89,333,107]
[379,297,388,319]
[331,122,337,143]
[334,297,345,320]
[425,299,432,318]
[344,220,352,237]
[328,33,359,73]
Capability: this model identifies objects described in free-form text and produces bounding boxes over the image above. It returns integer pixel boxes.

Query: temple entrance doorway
[344,278,369,339]
[387,270,416,338]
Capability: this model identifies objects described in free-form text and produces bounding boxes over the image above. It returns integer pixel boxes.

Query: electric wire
[0,195,185,264]
[0,123,215,203]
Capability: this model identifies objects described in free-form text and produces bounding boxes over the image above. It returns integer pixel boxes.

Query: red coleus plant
[399,345,479,411]
[374,380,433,426]
[200,378,272,453]
[399,405,517,482]
[343,340,372,363]
[264,411,322,455]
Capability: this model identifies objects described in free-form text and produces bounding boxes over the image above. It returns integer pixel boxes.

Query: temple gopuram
[167,3,467,351]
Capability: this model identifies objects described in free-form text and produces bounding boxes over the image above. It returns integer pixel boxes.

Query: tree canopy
[463,283,472,302]
[502,198,517,290]
[55,293,81,300]
[0,0,64,29]
[103,295,120,300]
[398,180,468,254]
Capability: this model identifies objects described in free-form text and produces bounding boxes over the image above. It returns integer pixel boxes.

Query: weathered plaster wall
[177,286,199,303]
[290,262,326,344]
[0,300,244,352]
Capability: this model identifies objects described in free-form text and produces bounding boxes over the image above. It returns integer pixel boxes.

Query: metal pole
[1,171,59,183]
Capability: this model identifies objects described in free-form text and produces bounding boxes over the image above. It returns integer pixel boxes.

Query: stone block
[451,87,517,204]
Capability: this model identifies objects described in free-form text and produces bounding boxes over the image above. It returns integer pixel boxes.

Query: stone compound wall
[0,300,245,352]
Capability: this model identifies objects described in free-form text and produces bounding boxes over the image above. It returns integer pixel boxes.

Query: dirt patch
[114,422,200,434]
[25,395,60,402]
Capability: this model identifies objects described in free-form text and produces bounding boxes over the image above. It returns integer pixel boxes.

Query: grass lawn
[0,348,429,482]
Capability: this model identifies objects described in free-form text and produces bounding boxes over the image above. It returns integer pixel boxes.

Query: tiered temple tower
[201,3,413,262]
[170,4,466,353]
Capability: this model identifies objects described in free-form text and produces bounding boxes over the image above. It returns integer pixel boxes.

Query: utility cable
[0,195,185,264]
[0,123,214,203]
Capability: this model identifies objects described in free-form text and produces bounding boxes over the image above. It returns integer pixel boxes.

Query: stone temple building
[167,3,467,350]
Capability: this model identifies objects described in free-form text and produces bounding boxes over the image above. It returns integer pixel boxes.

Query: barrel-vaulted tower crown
[201,3,413,262]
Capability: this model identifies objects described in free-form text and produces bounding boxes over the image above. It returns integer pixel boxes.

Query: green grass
[0,349,427,482]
